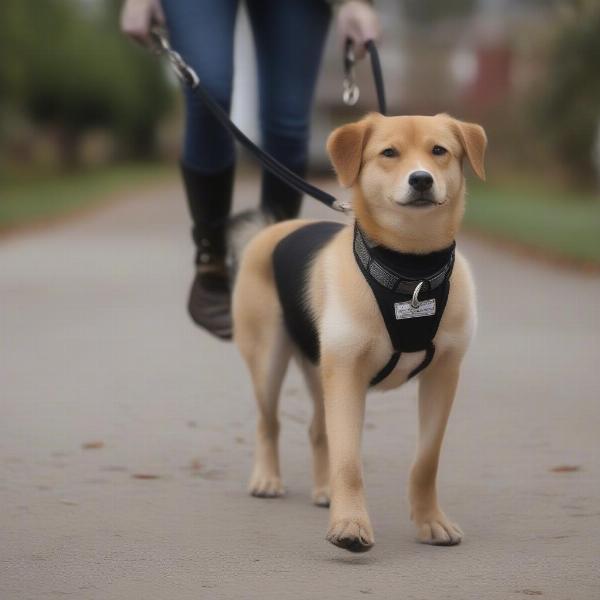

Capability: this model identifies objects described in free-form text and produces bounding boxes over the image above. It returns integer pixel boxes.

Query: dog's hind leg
[299,360,330,507]
[245,322,292,498]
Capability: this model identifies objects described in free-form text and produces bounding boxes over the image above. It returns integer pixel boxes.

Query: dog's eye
[381,147,398,158]
[432,145,447,156]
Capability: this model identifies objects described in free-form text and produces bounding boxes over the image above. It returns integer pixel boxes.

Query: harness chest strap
[352,224,456,385]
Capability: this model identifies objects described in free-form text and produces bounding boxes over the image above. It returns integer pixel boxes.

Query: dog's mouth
[405,197,437,208]
[397,192,439,209]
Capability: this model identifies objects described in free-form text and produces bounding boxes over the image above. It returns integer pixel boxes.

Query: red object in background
[465,44,512,112]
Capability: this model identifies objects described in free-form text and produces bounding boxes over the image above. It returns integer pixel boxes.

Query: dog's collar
[353,223,455,295]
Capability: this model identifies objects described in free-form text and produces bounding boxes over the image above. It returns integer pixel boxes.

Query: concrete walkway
[1,177,599,600]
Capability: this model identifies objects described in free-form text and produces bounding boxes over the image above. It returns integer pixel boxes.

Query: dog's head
[327,113,487,249]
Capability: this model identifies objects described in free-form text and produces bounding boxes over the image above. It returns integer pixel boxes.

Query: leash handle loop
[150,27,388,213]
[151,26,346,212]
[343,39,360,106]
[365,40,387,116]
[343,38,387,115]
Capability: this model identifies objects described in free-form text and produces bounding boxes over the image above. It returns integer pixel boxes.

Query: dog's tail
[226,209,273,282]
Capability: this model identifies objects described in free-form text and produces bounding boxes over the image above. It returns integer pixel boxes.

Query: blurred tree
[0,1,29,107]
[0,0,173,166]
[536,0,600,183]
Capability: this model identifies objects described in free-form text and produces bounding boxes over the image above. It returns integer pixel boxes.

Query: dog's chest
[321,298,432,391]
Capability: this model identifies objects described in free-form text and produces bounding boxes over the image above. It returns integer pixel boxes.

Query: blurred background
[1,0,599,264]
[2,3,600,596]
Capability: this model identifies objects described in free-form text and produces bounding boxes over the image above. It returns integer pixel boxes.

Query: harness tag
[394,298,436,320]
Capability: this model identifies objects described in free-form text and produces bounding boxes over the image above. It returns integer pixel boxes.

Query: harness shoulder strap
[370,352,400,386]
[408,342,435,380]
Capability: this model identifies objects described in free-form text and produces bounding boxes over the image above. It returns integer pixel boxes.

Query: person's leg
[164,0,238,172]
[163,0,239,337]
[246,0,331,221]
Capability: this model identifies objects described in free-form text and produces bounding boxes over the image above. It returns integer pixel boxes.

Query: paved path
[1,177,599,600]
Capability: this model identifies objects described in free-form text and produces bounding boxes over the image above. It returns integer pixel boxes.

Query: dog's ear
[326,115,375,188]
[449,118,487,181]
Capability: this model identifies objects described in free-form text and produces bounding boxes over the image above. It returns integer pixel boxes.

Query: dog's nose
[408,171,434,192]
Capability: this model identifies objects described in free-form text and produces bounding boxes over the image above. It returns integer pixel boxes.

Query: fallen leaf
[189,459,203,473]
[131,473,161,480]
[82,441,104,450]
[550,465,580,473]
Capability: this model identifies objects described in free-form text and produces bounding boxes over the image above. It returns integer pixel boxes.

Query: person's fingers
[353,8,381,51]
[151,0,166,26]
[120,0,154,47]
[349,25,367,59]
[339,23,365,59]
[337,1,381,60]
[362,7,381,43]
[121,18,150,46]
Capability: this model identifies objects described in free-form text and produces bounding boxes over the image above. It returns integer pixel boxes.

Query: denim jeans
[163,0,331,177]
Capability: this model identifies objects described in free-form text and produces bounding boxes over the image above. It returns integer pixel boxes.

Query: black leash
[150,28,386,213]
[343,39,387,117]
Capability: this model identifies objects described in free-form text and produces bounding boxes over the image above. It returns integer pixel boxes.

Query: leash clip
[411,281,424,308]
[343,79,360,106]
[332,198,352,213]
[150,27,200,88]
[342,41,360,106]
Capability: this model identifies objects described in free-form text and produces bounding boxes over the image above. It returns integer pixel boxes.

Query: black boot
[259,164,305,222]
[181,163,234,340]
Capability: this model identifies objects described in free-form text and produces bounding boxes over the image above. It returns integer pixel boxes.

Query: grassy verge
[0,163,177,232]
[2,164,599,266]
[466,179,600,265]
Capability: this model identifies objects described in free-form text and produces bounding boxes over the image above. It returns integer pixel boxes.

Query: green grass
[465,179,600,264]
[2,164,599,265]
[0,163,176,231]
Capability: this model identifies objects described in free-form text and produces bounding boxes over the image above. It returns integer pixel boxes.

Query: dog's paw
[248,473,285,498]
[312,486,331,508]
[414,511,463,546]
[326,517,374,553]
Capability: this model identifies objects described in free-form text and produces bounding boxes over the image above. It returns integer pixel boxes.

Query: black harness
[352,224,455,384]
[273,221,455,386]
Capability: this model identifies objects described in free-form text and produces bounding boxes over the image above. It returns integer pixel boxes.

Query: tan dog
[232,113,486,553]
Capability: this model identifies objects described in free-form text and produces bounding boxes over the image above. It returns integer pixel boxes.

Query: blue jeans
[163,0,331,178]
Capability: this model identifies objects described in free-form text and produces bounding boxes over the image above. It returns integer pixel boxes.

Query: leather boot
[259,164,305,222]
[181,163,234,340]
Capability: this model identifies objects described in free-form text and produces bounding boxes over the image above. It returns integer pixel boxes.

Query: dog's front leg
[409,354,463,546]
[322,357,374,553]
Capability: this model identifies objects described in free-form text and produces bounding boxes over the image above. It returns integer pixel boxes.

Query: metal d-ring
[343,79,360,106]
[150,27,200,88]
[342,41,360,106]
[411,281,425,308]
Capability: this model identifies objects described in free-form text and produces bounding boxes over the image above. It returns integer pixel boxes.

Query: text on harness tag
[394,298,436,320]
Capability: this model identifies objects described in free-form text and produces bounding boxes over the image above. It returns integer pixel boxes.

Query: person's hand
[120,0,165,47]
[336,1,381,60]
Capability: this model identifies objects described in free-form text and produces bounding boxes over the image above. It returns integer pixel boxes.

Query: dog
[232,112,486,553]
